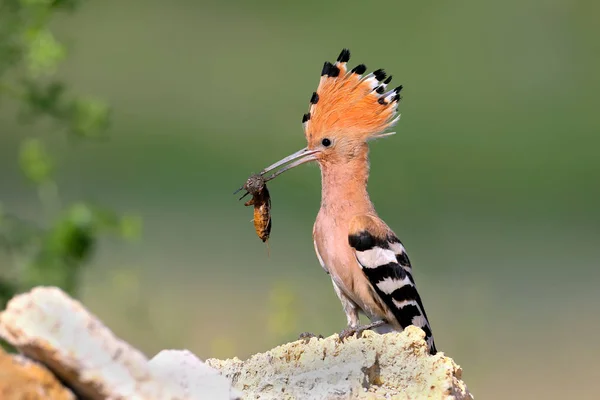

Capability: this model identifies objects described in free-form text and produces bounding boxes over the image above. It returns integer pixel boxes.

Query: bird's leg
[355,319,387,337]
[297,280,364,343]
[338,319,387,342]
[331,279,363,342]
[338,326,359,342]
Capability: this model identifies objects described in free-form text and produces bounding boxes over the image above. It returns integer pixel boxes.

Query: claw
[338,320,387,343]
[355,326,369,339]
[338,327,358,342]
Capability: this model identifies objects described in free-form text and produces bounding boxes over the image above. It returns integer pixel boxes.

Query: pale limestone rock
[0,346,75,400]
[206,326,473,400]
[0,287,166,399]
[0,286,236,400]
[149,349,242,400]
[0,285,472,400]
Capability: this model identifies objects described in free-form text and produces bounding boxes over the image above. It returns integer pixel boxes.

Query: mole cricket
[236,146,315,246]
[236,173,272,243]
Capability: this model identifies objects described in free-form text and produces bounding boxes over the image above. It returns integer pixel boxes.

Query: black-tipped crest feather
[337,48,351,63]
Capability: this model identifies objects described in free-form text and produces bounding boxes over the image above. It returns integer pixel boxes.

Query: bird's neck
[319,146,375,216]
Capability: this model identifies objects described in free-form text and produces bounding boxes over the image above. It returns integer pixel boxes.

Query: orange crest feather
[302,49,402,142]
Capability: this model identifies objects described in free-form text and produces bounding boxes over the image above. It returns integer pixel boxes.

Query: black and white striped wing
[348,230,437,354]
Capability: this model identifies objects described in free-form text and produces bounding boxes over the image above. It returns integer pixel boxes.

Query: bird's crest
[302,48,402,142]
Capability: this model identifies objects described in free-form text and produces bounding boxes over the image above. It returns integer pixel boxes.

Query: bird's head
[255,49,402,181]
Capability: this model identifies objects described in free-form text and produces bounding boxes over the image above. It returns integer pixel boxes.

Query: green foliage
[0,0,141,313]
[19,138,53,183]
[24,28,65,77]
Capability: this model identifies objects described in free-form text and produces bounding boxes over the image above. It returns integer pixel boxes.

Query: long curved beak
[234,147,319,194]
[260,147,319,181]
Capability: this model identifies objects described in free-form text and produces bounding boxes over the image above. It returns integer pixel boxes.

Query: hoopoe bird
[254,49,437,354]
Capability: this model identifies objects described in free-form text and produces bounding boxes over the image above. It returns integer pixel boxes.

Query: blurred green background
[1,0,599,398]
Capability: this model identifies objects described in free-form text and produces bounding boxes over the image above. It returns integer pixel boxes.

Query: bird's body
[313,142,437,354]
[312,145,380,326]
[252,49,437,354]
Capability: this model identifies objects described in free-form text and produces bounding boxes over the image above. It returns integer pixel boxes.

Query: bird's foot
[338,326,358,342]
[298,332,323,343]
[338,320,387,342]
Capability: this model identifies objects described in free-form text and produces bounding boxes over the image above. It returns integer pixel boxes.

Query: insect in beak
[234,147,319,195]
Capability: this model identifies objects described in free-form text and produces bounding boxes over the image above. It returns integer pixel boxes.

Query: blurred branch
[0,0,142,308]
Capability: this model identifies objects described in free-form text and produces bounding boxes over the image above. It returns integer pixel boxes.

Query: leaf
[23,28,66,77]
[45,216,95,265]
[19,138,53,184]
[67,203,94,227]
[20,80,67,121]
[69,97,110,137]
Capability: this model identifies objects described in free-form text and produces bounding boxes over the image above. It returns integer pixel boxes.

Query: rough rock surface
[149,349,242,400]
[0,286,238,400]
[207,326,473,400]
[0,285,472,400]
[0,347,75,400]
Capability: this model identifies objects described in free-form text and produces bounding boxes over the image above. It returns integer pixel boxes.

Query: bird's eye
[322,138,332,147]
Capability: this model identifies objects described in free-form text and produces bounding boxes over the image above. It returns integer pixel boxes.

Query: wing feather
[348,224,437,354]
